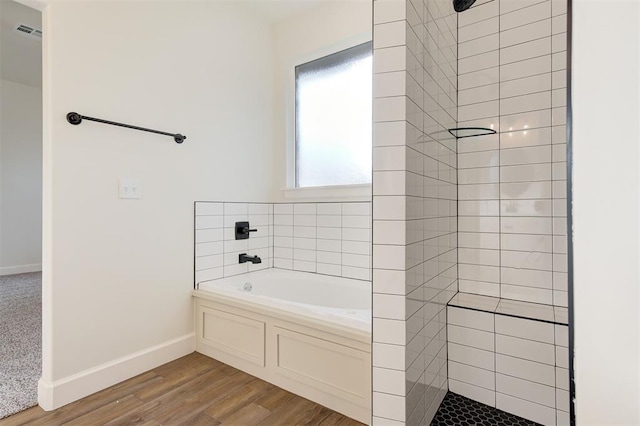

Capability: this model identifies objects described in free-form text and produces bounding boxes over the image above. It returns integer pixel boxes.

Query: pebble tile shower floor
[431,392,540,426]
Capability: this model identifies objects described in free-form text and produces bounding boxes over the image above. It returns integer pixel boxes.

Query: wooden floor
[0,352,364,426]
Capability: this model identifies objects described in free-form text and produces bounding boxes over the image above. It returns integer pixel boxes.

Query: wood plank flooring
[0,352,364,426]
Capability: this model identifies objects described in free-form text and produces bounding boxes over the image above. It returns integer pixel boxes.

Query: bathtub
[193,269,372,424]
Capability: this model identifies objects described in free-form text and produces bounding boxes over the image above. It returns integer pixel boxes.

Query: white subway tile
[195,215,223,230]
[293,237,315,251]
[501,234,552,252]
[342,265,371,281]
[317,226,341,240]
[496,393,557,426]
[195,229,223,244]
[501,251,553,271]
[501,0,548,14]
[555,324,569,347]
[458,150,499,169]
[459,51,499,75]
[459,216,500,233]
[374,146,407,171]
[448,307,495,332]
[459,17,499,43]
[273,258,292,270]
[374,294,406,320]
[501,56,551,82]
[274,204,293,215]
[459,0,499,27]
[458,167,500,184]
[343,227,371,242]
[374,20,407,49]
[459,279,501,297]
[373,121,407,148]
[449,379,496,407]
[501,284,553,304]
[373,341,405,370]
[501,19,552,48]
[373,392,405,422]
[459,34,499,59]
[458,67,499,90]
[556,367,569,390]
[374,46,407,74]
[449,361,495,390]
[556,345,569,368]
[501,1,551,31]
[317,203,341,215]
[501,163,551,183]
[496,373,556,408]
[496,354,555,387]
[557,389,570,413]
[195,254,224,271]
[293,226,316,238]
[496,334,555,365]
[501,75,551,102]
[448,324,495,352]
[195,267,223,284]
[552,69,567,89]
[195,202,223,216]
[552,32,567,53]
[374,0,406,25]
[501,38,551,67]
[317,263,341,277]
[373,367,405,396]
[316,238,341,253]
[496,315,555,343]
[552,0,568,16]
[293,214,316,227]
[224,263,248,277]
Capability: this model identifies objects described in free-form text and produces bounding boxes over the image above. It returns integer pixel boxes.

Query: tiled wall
[456,0,568,307]
[372,0,458,423]
[195,202,273,284]
[273,202,372,281]
[194,201,372,286]
[447,305,569,426]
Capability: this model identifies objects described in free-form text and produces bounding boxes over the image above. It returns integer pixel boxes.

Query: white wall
[39,1,277,409]
[271,1,372,200]
[0,78,43,275]
[573,0,640,424]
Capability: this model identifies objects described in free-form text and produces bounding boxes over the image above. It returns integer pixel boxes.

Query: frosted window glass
[295,42,372,188]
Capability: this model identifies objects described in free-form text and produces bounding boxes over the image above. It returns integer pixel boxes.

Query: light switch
[118,178,141,199]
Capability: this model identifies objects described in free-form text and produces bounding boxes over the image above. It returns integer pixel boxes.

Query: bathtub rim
[192,288,371,344]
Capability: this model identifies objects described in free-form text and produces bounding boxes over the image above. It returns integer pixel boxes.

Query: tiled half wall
[372,0,458,424]
[447,301,570,426]
[456,0,569,307]
[194,201,372,286]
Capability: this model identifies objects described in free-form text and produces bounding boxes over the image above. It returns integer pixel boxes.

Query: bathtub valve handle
[235,221,257,240]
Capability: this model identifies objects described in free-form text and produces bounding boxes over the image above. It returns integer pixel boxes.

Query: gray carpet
[0,272,41,419]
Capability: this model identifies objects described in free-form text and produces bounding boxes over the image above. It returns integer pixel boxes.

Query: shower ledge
[447,292,568,325]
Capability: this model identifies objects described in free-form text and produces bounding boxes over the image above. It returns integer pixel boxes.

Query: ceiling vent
[13,24,42,41]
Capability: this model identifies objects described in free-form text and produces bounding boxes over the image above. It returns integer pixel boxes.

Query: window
[295,42,372,188]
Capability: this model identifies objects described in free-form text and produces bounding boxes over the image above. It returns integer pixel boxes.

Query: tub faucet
[239,253,262,264]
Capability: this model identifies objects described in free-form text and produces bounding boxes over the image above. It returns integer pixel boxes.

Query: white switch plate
[118,178,142,199]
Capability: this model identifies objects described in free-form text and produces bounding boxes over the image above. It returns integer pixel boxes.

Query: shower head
[453,0,477,12]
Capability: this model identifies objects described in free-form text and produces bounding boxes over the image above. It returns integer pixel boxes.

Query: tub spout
[239,253,262,264]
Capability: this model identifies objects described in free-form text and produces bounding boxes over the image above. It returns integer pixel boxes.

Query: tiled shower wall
[456,0,568,307]
[194,202,372,286]
[372,0,458,423]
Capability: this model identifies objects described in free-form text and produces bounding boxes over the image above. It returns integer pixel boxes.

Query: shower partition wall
[372,0,570,424]
[372,0,458,424]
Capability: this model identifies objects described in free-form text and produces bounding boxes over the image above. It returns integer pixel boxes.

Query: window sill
[281,184,371,202]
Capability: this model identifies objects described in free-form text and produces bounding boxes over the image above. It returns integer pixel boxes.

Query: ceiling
[0,0,42,88]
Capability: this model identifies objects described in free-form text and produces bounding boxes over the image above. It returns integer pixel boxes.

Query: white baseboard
[38,333,195,411]
[0,263,42,276]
